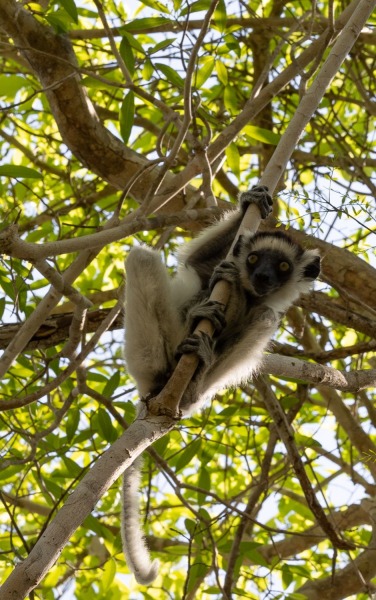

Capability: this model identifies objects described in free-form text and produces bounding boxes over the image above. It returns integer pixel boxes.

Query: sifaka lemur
[122,186,321,584]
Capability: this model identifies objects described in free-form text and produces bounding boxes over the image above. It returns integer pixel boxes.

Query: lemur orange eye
[248,254,258,264]
[279,261,290,271]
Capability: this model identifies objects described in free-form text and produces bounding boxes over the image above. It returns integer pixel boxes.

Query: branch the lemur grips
[122,186,321,583]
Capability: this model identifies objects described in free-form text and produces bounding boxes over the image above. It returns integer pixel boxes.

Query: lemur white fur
[122,186,321,584]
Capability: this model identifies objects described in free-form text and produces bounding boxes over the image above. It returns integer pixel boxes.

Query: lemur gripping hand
[210,260,240,291]
[239,185,273,219]
[186,299,226,334]
[176,332,214,369]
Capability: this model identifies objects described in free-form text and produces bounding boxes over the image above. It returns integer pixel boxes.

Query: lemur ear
[303,254,321,280]
[233,235,243,257]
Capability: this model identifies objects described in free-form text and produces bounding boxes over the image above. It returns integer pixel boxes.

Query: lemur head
[233,231,321,297]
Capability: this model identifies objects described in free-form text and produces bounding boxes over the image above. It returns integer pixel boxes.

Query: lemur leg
[202,306,279,397]
[124,246,182,397]
[176,299,226,412]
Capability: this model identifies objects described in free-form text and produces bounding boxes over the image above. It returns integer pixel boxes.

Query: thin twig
[255,375,354,551]
[139,0,220,214]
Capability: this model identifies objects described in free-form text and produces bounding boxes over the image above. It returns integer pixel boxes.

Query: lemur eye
[279,261,290,272]
[248,254,258,264]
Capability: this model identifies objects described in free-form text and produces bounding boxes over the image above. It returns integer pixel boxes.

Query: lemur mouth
[252,282,277,297]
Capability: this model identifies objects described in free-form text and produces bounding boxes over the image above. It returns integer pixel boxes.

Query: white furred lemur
[122,186,321,584]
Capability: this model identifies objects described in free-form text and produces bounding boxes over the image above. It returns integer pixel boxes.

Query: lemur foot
[188,299,226,334]
[176,332,214,368]
[210,260,239,290]
[239,185,273,219]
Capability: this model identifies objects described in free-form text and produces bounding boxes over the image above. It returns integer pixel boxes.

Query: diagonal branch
[0,414,175,598]
[254,375,354,551]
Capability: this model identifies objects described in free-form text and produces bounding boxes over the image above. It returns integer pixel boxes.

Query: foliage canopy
[0,0,375,599]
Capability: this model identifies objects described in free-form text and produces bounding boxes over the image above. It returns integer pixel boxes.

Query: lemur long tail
[121,455,159,585]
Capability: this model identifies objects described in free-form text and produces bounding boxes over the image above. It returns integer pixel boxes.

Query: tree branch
[296,498,376,600]
[0,414,175,598]
[255,376,354,551]
[264,354,376,392]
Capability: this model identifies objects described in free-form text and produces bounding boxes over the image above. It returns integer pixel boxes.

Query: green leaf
[97,408,117,443]
[65,407,80,442]
[100,558,117,591]
[148,38,176,55]
[83,514,107,535]
[81,76,115,90]
[244,125,280,145]
[243,548,269,568]
[153,435,169,457]
[216,60,228,86]
[143,58,154,80]
[0,466,22,482]
[121,17,172,32]
[44,11,70,33]
[197,467,210,505]
[120,37,135,76]
[282,564,293,588]
[45,479,64,500]
[0,75,29,99]
[184,518,198,535]
[225,142,240,176]
[119,91,135,144]
[155,63,184,87]
[175,438,201,472]
[0,165,43,179]
[181,0,211,16]
[294,433,322,448]
[187,562,210,592]
[138,0,170,14]
[223,85,238,112]
[103,371,121,398]
[224,33,241,55]
[58,0,78,23]
[214,0,227,33]
[121,31,145,54]
[62,456,82,478]
[195,56,215,88]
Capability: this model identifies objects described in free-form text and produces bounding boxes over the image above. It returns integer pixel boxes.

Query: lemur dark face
[233,230,320,298]
[246,249,293,296]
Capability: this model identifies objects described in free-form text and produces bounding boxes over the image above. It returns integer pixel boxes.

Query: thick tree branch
[0,208,222,260]
[0,414,175,598]
[264,354,376,392]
